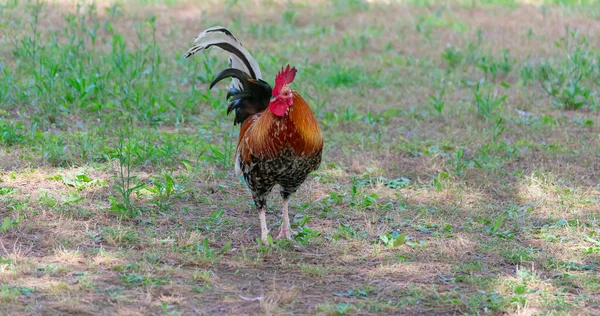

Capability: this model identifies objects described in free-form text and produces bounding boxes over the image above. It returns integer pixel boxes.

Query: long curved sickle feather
[210,68,253,91]
[184,26,262,90]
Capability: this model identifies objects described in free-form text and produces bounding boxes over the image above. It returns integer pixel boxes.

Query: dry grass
[1,0,600,314]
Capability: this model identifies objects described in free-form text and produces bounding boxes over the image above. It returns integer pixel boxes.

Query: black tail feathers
[210,68,272,125]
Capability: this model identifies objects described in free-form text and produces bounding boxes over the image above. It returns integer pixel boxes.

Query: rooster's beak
[270,96,276,103]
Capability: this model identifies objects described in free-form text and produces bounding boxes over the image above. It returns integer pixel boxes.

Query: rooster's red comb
[272,64,297,96]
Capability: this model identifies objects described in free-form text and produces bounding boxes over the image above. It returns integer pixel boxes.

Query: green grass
[1,0,600,314]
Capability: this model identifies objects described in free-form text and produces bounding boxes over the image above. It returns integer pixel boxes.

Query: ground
[1,0,600,315]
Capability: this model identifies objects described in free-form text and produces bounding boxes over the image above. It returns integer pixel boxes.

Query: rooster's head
[269,65,297,117]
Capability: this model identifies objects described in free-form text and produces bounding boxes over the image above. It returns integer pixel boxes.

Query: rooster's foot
[275,228,297,241]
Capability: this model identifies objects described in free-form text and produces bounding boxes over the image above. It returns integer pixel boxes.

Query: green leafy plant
[474,83,506,120]
[291,215,319,245]
[333,288,370,298]
[110,127,144,218]
[49,173,100,191]
[432,171,449,191]
[539,64,593,110]
[332,223,357,240]
[477,49,513,81]
[146,173,186,211]
[484,215,514,239]
[184,238,230,260]
[537,27,596,110]
[378,231,407,247]
[448,148,470,176]
[441,46,463,69]
[429,87,445,115]
[0,120,25,146]
[1,215,22,232]
[197,210,225,231]
[204,135,235,170]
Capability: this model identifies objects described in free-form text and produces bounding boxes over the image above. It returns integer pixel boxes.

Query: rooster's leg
[276,199,296,240]
[259,208,269,244]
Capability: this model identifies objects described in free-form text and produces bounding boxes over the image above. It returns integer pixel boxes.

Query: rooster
[184,27,323,243]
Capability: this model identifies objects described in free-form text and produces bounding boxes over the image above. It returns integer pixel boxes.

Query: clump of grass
[501,247,538,264]
[0,285,33,304]
[103,226,140,246]
[298,263,330,278]
[317,302,358,315]
[441,39,482,70]
[429,87,445,115]
[473,83,506,120]
[323,65,361,88]
[0,119,25,146]
[537,26,597,110]
[109,125,144,218]
[332,0,369,14]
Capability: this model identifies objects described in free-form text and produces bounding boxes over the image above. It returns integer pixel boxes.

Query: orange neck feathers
[237,92,323,163]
